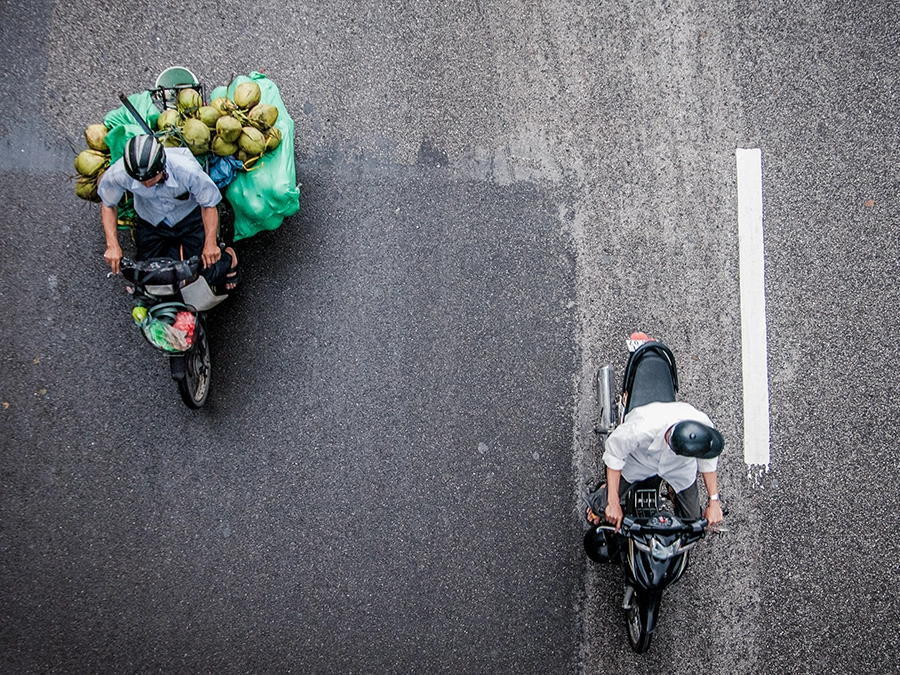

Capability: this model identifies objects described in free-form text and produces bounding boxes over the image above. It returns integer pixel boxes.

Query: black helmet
[123,135,166,181]
[669,420,724,459]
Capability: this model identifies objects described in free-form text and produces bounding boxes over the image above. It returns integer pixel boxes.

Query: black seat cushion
[625,352,676,413]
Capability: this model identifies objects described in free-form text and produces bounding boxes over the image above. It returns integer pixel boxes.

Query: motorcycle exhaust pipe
[596,364,617,435]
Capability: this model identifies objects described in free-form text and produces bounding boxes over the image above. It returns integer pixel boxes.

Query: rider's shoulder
[98,158,128,187]
[162,147,196,165]
[162,148,208,180]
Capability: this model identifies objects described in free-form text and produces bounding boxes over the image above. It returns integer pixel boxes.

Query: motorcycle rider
[586,400,724,532]
[97,134,240,291]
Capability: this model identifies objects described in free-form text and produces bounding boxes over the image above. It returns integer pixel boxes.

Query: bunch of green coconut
[157,80,281,169]
[73,124,111,202]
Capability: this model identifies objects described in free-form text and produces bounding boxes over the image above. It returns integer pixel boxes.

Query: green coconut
[237,151,261,170]
[265,126,282,152]
[210,97,235,115]
[156,109,182,131]
[233,81,261,110]
[176,88,202,115]
[215,115,242,143]
[238,126,266,156]
[160,132,184,148]
[182,118,211,155]
[74,149,109,178]
[84,124,109,152]
[248,103,278,130]
[75,176,100,202]
[198,105,222,129]
[211,135,239,157]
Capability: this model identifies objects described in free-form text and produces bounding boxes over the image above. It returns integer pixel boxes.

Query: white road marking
[736,149,770,470]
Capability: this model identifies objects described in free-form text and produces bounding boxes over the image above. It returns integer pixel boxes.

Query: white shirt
[602,401,719,493]
[98,148,221,227]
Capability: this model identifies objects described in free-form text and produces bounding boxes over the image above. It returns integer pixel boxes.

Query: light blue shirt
[602,401,719,493]
[98,147,221,227]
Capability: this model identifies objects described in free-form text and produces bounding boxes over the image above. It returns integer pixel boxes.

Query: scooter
[583,335,715,653]
[108,67,233,408]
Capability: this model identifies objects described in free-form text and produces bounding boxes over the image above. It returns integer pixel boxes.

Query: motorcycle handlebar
[620,515,709,535]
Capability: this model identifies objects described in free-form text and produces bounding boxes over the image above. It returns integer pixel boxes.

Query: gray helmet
[669,420,724,459]
[123,135,166,181]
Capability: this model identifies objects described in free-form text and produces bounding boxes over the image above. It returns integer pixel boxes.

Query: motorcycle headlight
[145,283,178,296]
[650,536,682,560]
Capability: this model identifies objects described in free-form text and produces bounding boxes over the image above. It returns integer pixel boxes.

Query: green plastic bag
[102,92,161,163]
[210,72,300,241]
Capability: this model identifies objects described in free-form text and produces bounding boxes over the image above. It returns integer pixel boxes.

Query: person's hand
[605,500,624,532]
[202,241,221,268]
[586,507,602,526]
[104,244,123,275]
[704,500,724,527]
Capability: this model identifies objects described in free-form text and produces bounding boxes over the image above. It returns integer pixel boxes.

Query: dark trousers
[134,207,232,289]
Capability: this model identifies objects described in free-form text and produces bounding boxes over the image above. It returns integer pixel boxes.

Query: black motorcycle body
[587,339,708,653]
[120,256,216,408]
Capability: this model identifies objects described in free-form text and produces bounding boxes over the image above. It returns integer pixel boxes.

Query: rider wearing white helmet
[98,134,240,291]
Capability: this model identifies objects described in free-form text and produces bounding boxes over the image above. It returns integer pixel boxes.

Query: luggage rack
[633,488,660,519]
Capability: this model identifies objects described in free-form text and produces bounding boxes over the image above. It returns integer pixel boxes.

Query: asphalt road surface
[1,1,899,673]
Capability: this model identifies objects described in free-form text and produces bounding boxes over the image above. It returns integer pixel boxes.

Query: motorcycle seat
[625,351,676,414]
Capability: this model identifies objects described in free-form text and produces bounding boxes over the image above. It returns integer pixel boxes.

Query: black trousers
[133,207,232,289]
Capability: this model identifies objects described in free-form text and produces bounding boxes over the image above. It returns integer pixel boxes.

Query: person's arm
[605,467,624,531]
[700,471,723,526]
[601,419,643,532]
[200,205,220,268]
[101,204,123,275]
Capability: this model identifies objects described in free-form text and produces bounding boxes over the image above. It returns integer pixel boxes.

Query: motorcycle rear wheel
[177,317,210,408]
[626,590,661,653]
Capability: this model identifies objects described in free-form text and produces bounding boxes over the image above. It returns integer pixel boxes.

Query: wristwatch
[708,493,720,501]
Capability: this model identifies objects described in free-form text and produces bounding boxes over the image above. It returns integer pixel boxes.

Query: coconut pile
[158,80,281,165]
[74,80,281,202]
[73,125,110,202]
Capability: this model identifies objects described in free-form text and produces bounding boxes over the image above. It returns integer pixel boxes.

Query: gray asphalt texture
[2,0,900,673]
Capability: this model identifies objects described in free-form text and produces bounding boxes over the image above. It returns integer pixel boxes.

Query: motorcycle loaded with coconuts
[582,334,727,653]
[107,70,240,409]
[77,67,295,408]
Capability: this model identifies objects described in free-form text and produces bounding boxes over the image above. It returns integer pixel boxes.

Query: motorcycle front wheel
[177,316,210,408]
[626,590,661,654]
